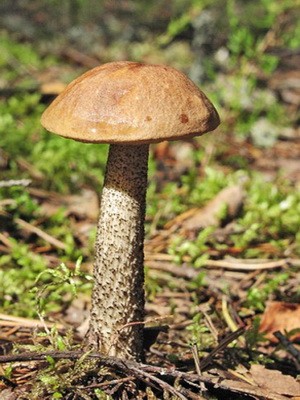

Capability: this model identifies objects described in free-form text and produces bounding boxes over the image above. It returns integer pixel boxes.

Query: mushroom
[41,61,220,361]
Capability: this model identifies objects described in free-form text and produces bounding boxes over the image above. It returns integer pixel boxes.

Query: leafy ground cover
[0,0,299,398]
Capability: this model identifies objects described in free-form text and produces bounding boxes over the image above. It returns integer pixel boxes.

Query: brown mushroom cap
[41,61,220,144]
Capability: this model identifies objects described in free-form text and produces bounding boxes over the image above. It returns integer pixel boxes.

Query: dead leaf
[16,158,45,180]
[39,188,99,220]
[250,364,300,396]
[269,70,300,106]
[66,189,99,220]
[153,141,173,161]
[259,301,300,342]
[183,185,245,233]
[220,378,290,400]
[209,368,295,399]
[163,185,245,236]
[0,388,18,400]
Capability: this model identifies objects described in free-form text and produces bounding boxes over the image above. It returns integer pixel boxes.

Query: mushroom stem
[86,143,149,361]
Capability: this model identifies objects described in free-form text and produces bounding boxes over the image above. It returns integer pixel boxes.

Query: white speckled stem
[86,143,149,361]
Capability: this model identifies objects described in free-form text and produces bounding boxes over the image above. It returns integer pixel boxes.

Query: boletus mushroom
[41,61,220,361]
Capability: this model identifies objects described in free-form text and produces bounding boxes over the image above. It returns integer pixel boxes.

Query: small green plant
[246,272,290,311]
[0,239,91,317]
[1,186,40,217]
[158,0,207,46]
[168,227,213,267]
[187,313,215,350]
[231,176,300,256]
[0,31,57,84]
[0,93,109,192]
[0,241,49,317]
[30,353,101,399]
[244,317,268,350]
[33,257,92,318]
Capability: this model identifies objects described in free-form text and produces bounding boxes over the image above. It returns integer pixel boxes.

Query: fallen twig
[130,365,189,400]
[78,376,135,390]
[200,327,245,370]
[147,261,199,279]
[0,233,13,248]
[147,258,297,275]
[0,375,17,388]
[273,331,300,363]
[0,179,32,188]
[191,344,206,394]
[15,218,67,250]
[0,328,245,375]
[0,344,291,399]
[0,313,64,329]
[222,296,239,332]
[206,258,292,270]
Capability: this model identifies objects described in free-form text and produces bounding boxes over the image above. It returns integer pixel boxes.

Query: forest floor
[0,1,300,399]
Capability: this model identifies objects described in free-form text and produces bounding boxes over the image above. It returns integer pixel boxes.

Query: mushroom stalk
[86,143,149,361]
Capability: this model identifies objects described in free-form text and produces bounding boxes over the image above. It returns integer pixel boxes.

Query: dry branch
[15,218,67,250]
[0,348,293,399]
[0,179,32,188]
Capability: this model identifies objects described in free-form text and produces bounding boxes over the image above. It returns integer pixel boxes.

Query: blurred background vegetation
[0,0,299,323]
[0,1,300,397]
